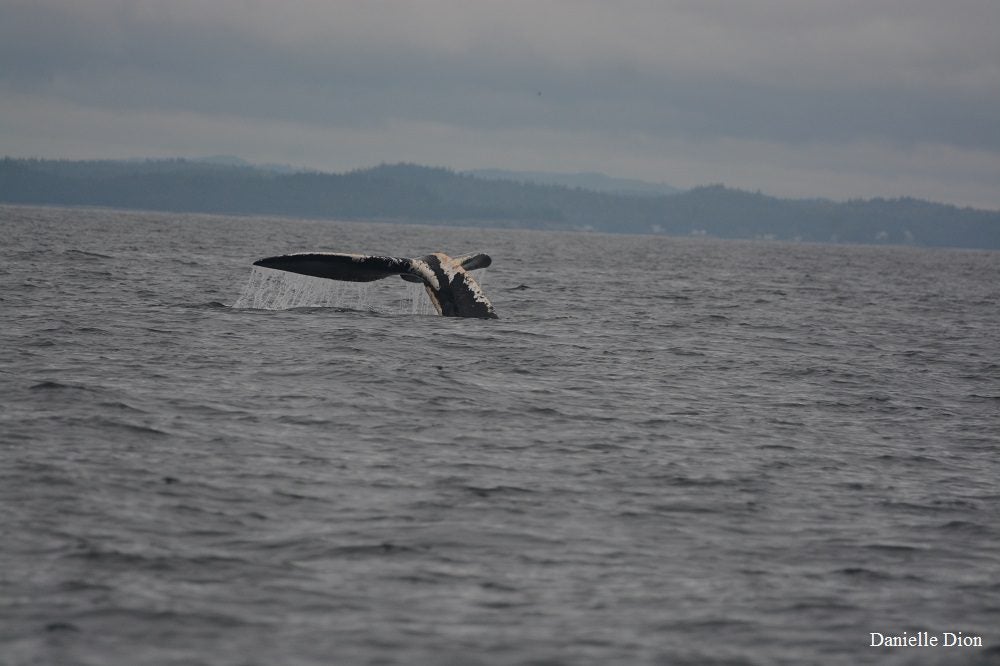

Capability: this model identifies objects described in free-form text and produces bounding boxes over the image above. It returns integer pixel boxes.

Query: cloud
[1,0,998,207]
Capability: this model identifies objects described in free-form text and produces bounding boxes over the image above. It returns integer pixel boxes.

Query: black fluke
[252,251,497,319]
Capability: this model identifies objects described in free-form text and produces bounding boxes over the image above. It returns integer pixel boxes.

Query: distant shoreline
[2,158,998,250]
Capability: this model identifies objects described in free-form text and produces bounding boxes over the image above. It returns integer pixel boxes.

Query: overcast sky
[2,0,998,208]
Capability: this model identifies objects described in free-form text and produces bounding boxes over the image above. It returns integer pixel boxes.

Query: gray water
[2,204,998,665]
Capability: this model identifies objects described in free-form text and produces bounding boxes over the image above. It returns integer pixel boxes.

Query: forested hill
[2,158,998,249]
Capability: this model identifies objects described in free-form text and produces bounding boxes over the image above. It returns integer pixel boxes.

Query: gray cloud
[1,0,998,207]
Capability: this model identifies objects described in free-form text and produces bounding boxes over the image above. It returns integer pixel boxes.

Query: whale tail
[252,251,497,319]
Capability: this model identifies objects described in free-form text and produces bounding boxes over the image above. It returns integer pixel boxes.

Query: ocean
[2,204,998,665]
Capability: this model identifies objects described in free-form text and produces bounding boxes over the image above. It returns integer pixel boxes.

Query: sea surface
[2,204,998,665]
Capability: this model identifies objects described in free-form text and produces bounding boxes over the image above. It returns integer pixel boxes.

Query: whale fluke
[253,253,411,282]
[252,251,497,319]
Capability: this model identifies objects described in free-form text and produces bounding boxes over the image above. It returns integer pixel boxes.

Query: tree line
[1,157,998,249]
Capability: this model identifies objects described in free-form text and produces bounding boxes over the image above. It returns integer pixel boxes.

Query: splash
[232,266,442,315]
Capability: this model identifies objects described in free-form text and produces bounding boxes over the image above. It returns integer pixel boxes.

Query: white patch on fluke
[434,253,491,305]
[407,258,440,290]
[460,271,493,308]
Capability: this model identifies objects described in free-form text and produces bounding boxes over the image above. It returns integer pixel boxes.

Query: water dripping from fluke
[231,266,438,316]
